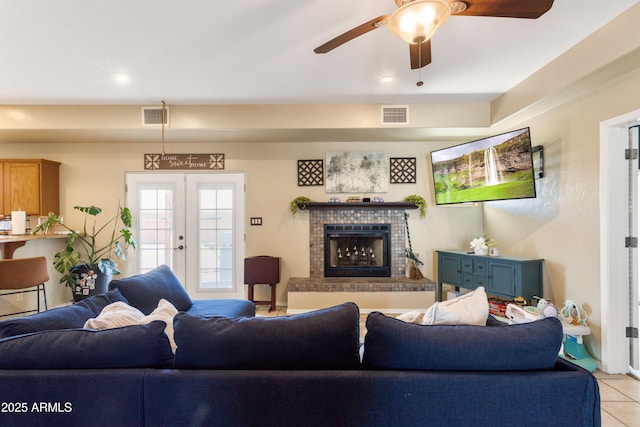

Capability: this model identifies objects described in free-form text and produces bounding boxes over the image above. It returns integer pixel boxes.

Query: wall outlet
[16,293,23,301]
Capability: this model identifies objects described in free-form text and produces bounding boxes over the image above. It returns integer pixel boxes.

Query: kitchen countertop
[0,233,68,258]
[0,233,68,242]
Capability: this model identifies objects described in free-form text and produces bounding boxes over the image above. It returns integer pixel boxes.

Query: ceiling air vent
[142,106,170,126]
[381,105,408,125]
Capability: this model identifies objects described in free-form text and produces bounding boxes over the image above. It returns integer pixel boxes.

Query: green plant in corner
[32,204,137,289]
[403,194,427,218]
[290,196,311,216]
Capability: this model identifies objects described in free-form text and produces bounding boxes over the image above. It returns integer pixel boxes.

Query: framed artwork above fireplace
[325,152,388,193]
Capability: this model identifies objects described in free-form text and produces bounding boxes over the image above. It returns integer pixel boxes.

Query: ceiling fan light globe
[399,13,417,33]
[418,7,437,25]
[388,0,451,45]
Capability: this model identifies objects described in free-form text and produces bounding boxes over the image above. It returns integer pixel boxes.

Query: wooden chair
[0,256,49,317]
[244,256,280,312]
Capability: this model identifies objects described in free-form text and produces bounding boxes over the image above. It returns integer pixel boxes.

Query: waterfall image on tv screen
[430,127,537,205]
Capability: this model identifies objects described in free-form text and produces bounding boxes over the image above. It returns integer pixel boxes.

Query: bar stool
[244,256,280,312]
[0,256,49,318]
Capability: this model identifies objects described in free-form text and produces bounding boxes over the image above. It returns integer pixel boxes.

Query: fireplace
[308,204,409,278]
[324,224,391,277]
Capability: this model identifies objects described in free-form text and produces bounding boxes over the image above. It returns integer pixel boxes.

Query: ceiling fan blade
[314,16,389,54]
[410,40,432,69]
[454,0,554,19]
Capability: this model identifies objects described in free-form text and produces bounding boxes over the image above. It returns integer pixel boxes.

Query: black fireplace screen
[324,224,391,277]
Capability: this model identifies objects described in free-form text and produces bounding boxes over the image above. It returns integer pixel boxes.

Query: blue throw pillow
[186,299,256,318]
[0,321,173,369]
[0,289,129,338]
[109,265,192,315]
[362,312,562,371]
[174,302,361,369]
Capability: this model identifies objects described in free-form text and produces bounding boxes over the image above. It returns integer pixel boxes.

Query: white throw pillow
[396,311,422,323]
[138,298,178,352]
[84,302,145,329]
[84,299,178,352]
[422,287,489,326]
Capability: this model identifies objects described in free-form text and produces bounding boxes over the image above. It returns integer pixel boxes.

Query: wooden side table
[244,256,281,312]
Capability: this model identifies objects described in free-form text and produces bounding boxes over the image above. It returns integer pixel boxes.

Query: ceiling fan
[314,0,555,69]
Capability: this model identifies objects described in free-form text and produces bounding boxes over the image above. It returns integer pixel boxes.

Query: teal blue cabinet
[436,250,543,302]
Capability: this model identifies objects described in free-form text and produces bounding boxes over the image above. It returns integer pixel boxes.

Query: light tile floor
[256,306,640,426]
[596,371,640,426]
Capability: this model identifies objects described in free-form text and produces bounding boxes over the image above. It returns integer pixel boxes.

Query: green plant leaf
[120,207,133,227]
[75,205,102,216]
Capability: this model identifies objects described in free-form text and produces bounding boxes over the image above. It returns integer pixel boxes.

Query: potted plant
[289,196,312,216]
[403,194,427,218]
[33,204,137,301]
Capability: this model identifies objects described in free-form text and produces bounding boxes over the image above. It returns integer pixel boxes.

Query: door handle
[174,235,184,250]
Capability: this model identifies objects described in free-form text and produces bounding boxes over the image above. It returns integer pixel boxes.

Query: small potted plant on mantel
[33,204,137,301]
[289,196,312,216]
[403,194,427,218]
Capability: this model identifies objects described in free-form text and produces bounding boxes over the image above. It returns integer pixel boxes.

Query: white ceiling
[1,0,638,106]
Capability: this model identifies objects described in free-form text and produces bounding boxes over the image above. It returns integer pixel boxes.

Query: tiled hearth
[288,277,434,293]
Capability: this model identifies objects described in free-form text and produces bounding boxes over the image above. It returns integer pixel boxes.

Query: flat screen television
[430,127,537,205]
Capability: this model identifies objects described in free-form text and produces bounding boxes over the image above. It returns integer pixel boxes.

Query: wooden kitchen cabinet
[1,159,60,215]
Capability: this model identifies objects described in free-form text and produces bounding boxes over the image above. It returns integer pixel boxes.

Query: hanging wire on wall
[161,100,167,155]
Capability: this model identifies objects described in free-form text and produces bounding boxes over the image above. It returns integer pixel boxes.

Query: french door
[623,124,640,376]
[632,125,640,375]
[125,172,245,300]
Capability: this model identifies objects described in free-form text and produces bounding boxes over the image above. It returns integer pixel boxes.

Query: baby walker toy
[558,300,597,372]
[504,298,598,372]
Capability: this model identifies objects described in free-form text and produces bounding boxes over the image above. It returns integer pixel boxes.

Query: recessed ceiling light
[381,75,393,83]
[112,71,130,84]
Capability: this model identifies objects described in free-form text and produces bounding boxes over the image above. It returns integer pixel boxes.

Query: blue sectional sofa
[0,267,600,427]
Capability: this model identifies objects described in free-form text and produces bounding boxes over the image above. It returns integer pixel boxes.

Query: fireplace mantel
[303,202,417,210]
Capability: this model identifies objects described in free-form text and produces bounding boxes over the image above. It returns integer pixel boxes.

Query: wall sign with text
[144,153,225,170]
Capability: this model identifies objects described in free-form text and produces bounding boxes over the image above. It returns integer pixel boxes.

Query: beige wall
[484,70,640,360]
[0,139,482,311]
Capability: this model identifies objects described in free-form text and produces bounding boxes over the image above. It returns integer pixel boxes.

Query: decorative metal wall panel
[390,157,416,184]
[298,159,324,186]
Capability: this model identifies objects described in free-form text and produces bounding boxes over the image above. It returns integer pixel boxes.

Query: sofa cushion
[0,288,129,338]
[174,302,361,369]
[362,312,562,371]
[0,321,173,369]
[108,264,192,314]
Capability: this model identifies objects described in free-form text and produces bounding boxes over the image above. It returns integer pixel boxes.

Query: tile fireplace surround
[287,202,435,313]
[308,204,409,278]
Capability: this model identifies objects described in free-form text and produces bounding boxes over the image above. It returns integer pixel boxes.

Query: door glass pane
[139,188,174,273]
[199,188,234,290]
